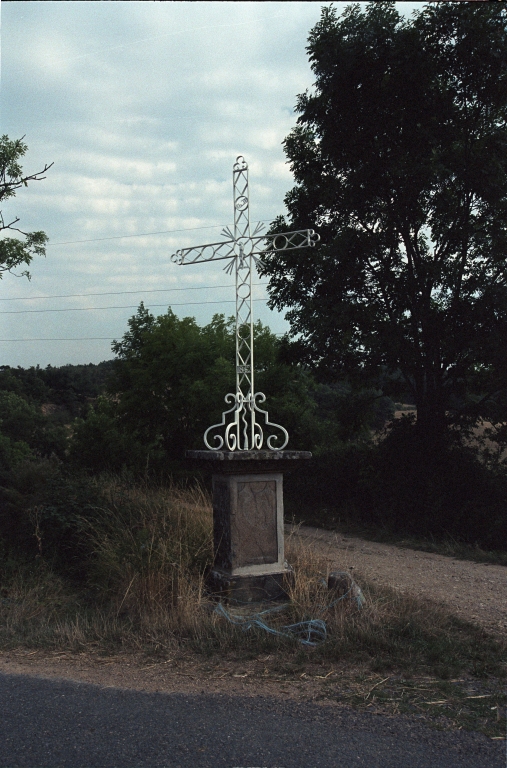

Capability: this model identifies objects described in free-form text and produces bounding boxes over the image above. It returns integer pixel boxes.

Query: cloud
[2,2,425,367]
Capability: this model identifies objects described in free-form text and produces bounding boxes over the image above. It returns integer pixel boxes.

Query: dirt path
[290,525,507,639]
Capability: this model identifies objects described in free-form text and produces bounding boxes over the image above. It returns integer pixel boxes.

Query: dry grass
[81,478,213,616]
[1,478,505,675]
[1,477,505,736]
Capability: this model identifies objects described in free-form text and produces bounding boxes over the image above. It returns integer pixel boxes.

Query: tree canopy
[70,305,325,472]
[262,2,507,440]
[0,135,52,280]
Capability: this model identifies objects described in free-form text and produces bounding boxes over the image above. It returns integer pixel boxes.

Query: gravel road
[1,671,504,768]
[290,526,507,638]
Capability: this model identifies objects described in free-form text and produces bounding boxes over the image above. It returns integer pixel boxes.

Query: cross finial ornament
[171,156,319,451]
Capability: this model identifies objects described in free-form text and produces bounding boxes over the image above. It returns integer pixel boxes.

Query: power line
[0,298,269,315]
[0,282,269,303]
[48,224,225,246]
[47,219,276,246]
[0,332,285,342]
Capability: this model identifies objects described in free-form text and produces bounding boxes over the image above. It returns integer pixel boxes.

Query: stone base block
[328,571,365,606]
[207,568,294,604]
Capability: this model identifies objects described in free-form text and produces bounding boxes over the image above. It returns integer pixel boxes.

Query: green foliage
[109,305,236,459]
[0,365,50,404]
[287,417,507,551]
[0,391,45,445]
[0,391,67,465]
[0,459,106,575]
[0,432,34,472]
[262,2,507,438]
[41,361,115,417]
[69,305,331,474]
[0,361,114,417]
[69,397,148,475]
[361,417,507,548]
[0,135,52,279]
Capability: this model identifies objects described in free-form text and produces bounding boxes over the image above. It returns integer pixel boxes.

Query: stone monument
[171,156,318,602]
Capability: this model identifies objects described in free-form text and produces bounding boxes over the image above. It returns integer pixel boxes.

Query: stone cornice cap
[186,450,312,461]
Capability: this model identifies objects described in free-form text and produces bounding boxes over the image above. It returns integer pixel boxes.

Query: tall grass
[0,477,505,682]
[82,478,212,612]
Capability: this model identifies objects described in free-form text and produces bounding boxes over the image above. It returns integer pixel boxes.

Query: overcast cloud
[2,1,423,368]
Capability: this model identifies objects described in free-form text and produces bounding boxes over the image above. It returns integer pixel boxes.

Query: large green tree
[71,305,322,472]
[262,2,507,442]
[0,135,52,280]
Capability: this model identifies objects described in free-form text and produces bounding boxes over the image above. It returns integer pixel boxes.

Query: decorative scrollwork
[233,155,248,172]
[204,391,288,452]
[261,229,320,252]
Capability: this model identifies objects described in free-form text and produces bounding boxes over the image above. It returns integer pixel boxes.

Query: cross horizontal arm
[171,239,235,265]
[171,228,319,266]
[249,228,320,255]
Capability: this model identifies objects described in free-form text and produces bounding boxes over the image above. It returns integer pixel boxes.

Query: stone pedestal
[186,450,312,603]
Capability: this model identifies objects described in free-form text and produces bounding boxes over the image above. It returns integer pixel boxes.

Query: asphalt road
[0,672,503,768]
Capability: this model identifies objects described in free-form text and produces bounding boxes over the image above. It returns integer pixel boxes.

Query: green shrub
[286,418,507,550]
[0,460,105,577]
[69,398,150,475]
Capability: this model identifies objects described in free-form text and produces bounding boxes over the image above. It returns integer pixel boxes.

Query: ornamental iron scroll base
[204,391,289,452]
[170,156,319,451]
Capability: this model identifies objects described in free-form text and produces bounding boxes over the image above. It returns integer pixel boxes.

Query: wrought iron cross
[171,156,319,451]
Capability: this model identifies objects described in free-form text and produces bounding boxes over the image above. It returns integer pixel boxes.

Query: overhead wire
[0,332,285,342]
[1,218,280,343]
[46,219,277,246]
[0,338,120,342]
[0,298,268,315]
[0,292,281,342]
[0,282,269,302]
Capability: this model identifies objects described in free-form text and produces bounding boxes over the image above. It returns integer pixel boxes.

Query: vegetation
[0,476,504,737]
[69,305,391,475]
[258,0,507,550]
[0,361,114,474]
[0,135,52,280]
[262,2,507,446]
[0,306,505,550]
[1,4,504,558]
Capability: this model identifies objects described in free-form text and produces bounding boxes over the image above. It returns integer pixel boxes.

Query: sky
[2,1,424,369]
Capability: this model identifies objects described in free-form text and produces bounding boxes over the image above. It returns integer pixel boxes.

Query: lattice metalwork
[170,156,319,451]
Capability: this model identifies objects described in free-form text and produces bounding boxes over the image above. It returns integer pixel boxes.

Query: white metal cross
[171,155,319,451]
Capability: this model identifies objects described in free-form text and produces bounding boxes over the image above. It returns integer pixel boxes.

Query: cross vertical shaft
[233,157,254,449]
[170,155,319,451]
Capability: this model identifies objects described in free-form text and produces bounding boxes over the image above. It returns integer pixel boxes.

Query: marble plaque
[233,480,278,566]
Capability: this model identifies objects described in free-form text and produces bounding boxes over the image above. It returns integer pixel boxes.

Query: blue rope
[214,602,327,646]
[214,581,364,647]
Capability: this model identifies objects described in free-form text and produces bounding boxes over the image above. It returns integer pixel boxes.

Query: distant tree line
[0,361,114,469]
[1,301,505,551]
[0,309,395,476]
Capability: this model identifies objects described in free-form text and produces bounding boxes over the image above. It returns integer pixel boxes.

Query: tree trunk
[413,371,448,449]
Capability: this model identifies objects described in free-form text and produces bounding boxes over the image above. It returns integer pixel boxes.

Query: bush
[0,432,34,473]
[285,418,507,550]
[0,460,106,577]
[69,398,150,475]
[0,391,68,462]
[363,417,507,548]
